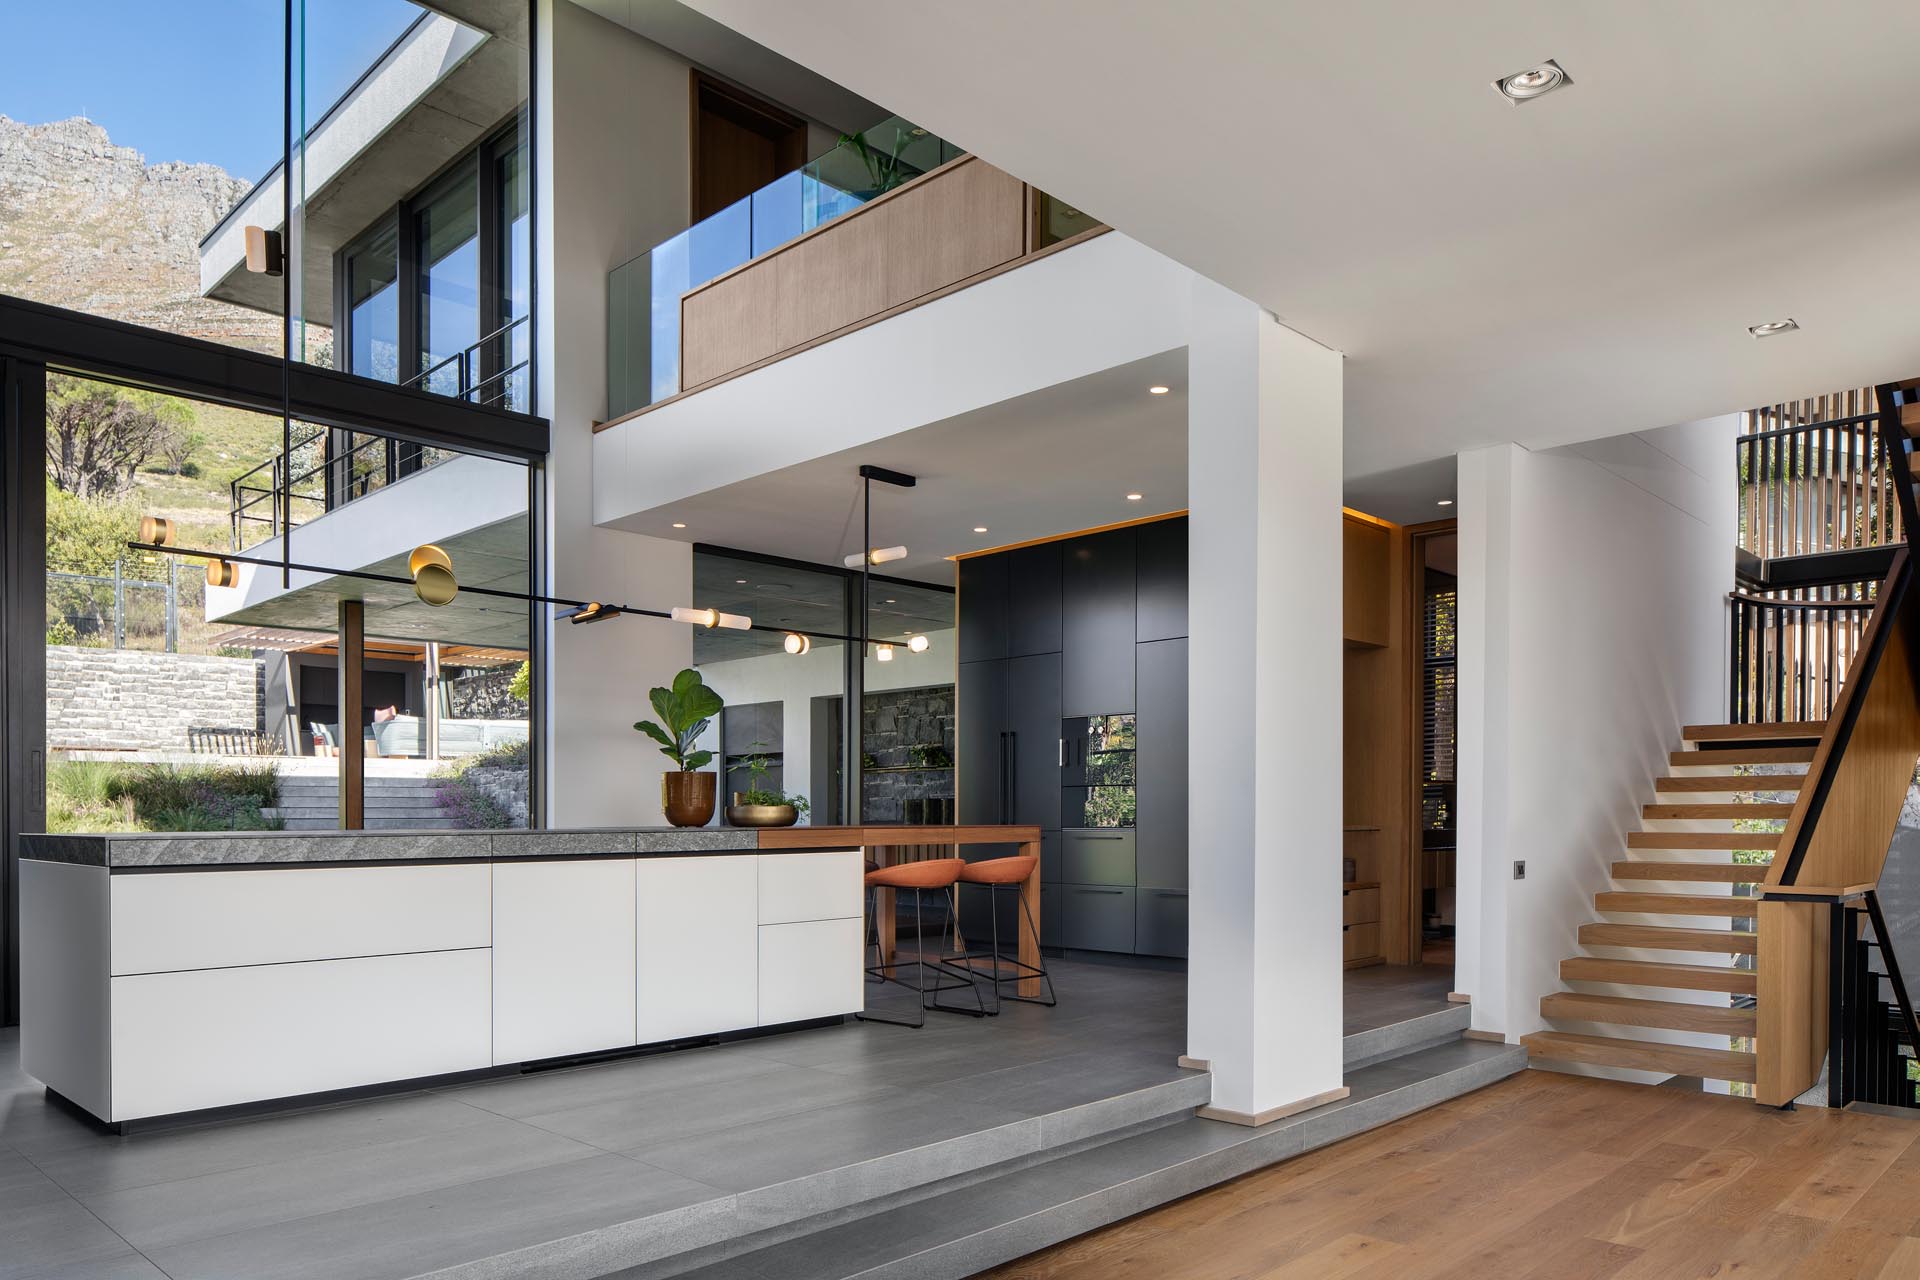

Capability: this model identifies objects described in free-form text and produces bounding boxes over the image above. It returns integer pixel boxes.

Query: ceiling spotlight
[973,526,988,534]
[783,632,811,655]
[1748,319,1800,338]
[735,578,748,584]
[1148,385,1170,395]
[671,606,752,630]
[884,598,897,604]
[1494,59,1570,103]
[562,602,618,625]
[1126,492,1144,502]
[908,634,930,653]
[408,544,457,607]
[1437,499,1455,507]
[843,545,908,569]
[671,522,687,529]
[875,643,895,662]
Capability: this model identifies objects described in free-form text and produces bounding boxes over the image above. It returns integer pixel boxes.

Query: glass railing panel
[752,170,805,256]
[687,193,754,288]
[648,229,692,407]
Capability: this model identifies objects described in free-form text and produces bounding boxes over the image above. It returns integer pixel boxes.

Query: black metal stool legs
[858,886,986,1027]
[945,882,1056,1014]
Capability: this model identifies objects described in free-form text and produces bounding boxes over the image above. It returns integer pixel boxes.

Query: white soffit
[679,0,1920,485]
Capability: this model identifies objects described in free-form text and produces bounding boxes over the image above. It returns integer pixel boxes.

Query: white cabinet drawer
[493,859,636,1064]
[110,949,491,1120]
[110,864,491,975]
[758,918,863,1026]
[757,850,862,924]
[638,856,758,1043]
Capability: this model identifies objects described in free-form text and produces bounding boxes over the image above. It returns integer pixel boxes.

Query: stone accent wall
[861,684,955,824]
[46,646,261,751]
[446,665,528,720]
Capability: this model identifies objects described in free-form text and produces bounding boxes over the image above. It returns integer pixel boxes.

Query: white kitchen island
[19,828,865,1124]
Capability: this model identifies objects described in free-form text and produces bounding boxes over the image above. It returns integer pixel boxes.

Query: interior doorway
[689,71,808,222]
[1409,521,1458,968]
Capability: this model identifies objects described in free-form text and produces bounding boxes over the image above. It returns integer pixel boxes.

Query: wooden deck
[980,1069,1920,1280]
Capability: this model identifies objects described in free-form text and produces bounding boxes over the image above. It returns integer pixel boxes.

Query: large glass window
[416,161,482,399]
[345,223,401,385]
[495,132,532,413]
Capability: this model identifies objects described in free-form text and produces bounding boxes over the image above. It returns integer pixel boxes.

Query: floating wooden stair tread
[1561,955,1757,993]
[1611,861,1772,883]
[1578,923,1757,954]
[1668,746,1815,767]
[1681,721,1825,743]
[1902,401,1920,435]
[1642,802,1795,819]
[1654,774,1804,793]
[1540,991,1756,1036]
[1596,891,1760,917]
[1627,831,1780,851]
[1522,1031,1757,1083]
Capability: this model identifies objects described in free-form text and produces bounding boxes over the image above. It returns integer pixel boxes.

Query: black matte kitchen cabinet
[1061,528,1136,717]
[1007,542,1063,656]
[1135,517,1188,642]
[956,658,1009,823]
[958,554,1009,662]
[1135,637,1188,890]
[1007,653,1062,829]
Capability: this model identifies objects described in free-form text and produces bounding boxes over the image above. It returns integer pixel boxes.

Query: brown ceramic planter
[661,771,717,827]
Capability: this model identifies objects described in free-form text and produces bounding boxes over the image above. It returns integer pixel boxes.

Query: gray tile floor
[0,959,1452,1280]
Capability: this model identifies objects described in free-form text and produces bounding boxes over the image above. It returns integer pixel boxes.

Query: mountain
[0,115,280,353]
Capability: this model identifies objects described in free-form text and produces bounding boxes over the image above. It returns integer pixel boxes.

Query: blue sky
[2,0,423,180]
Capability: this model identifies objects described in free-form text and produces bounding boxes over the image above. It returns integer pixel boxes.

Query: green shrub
[46,760,282,833]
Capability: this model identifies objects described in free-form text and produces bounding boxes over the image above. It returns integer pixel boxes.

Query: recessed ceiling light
[1748,319,1799,338]
[1148,385,1170,395]
[973,526,988,534]
[671,522,687,529]
[1126,492,1144,501]
[1493,59,1570,103]
[734,578,747,584]
[884,598,896,603]
[1437,499,1454,507]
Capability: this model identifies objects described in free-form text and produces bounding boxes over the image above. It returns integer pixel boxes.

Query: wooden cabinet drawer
[1342,922,1381,963]
[1342,886,1380,926]
[110,864,490,975]
[758,850,862,924]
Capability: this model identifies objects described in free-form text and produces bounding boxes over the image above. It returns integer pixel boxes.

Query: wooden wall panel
[1757,898,1829,1106]
[1342,516,1390,647]
[679,156,1028,393]
[1342,516,1414,965]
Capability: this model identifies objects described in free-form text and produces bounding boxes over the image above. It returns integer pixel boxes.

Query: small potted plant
[726,742,810,828]
[634,669,723,827]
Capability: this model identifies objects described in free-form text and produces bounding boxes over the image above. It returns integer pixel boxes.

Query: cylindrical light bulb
[717,611,753,631]
[671,606,719,628]
[784,632,811,655]
[908,634,930,653]
[843,545,910,568]
[875,643,894,662]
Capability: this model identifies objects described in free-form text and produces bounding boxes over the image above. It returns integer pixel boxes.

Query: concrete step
[663,1039,1524,1280]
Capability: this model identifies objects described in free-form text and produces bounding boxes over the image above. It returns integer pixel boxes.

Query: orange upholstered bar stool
[947,855,1056,1014]
[858,857,985,1027]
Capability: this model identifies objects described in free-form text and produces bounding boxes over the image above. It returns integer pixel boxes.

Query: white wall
[690,631,956,815]
[1456,416,1739,1071]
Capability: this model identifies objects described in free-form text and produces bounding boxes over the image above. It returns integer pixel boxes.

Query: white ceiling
[644,351,1189,583]
[678,0,1920,488]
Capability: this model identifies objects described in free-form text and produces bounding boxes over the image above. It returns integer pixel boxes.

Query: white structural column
[1185,278,1346,1122]
[535,0,696,825]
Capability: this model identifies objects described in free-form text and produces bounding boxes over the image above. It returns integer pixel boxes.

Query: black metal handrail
[227,431,446,550]
[1727,588,1876,724]
[402,314,529,411]
[1825,888,1920,1109]
[1739,392,1899,560]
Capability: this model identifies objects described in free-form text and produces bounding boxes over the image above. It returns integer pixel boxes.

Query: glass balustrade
[607,117,963,418]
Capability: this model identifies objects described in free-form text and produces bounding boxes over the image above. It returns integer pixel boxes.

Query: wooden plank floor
[977,1070,1920,1280]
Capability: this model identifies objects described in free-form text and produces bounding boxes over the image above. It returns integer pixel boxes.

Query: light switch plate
[1513,860,1526,880]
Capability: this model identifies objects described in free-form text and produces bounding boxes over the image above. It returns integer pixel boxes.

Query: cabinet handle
[1074,887,1125,895]
[1342,924,1351,932]
[1058,737,1066,767]
[1152,890,1185,899]
[1069,833,1125,841]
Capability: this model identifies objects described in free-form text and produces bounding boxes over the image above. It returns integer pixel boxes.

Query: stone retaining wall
[46,646,261,751]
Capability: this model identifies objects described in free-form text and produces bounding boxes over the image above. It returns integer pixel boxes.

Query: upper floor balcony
[602,116,1104,424]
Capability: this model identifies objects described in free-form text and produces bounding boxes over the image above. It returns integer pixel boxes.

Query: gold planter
[727,794,799,827]
[661,771,717,827]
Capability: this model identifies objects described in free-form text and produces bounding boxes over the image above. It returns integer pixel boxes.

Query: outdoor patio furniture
[186,725,274,756]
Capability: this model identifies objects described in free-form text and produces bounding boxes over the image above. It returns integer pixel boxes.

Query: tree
[43,374,191,498]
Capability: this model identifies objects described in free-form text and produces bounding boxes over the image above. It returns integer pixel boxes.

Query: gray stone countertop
[18,827,859,869]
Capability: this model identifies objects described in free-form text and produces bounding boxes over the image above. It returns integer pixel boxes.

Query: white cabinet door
[111,863,491,975]
[110,949,491,1121]
[757,849,862,924]
[759,918,863,1026]
[637,856,758,1043]
[492,859,637,1064]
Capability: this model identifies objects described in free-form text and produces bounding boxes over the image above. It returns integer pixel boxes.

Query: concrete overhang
[207,454,531,649]
[199,2,528,328]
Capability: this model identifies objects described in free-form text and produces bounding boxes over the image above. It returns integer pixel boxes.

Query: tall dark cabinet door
[1135,637,1188,890]
[1007,542,1063,656]
[1007,652,1062,830]
[956,659,1009,823]
[958,555,1009,662]
[1135,517,1188,642]
[1060,528,1136,716]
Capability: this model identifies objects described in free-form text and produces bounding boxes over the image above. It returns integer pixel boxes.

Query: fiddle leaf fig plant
[633,668,723,772]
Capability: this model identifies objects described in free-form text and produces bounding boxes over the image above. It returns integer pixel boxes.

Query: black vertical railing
[1740,394,1896,560]
[1828,890,1920,1109]
[1727,590,1876,724]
